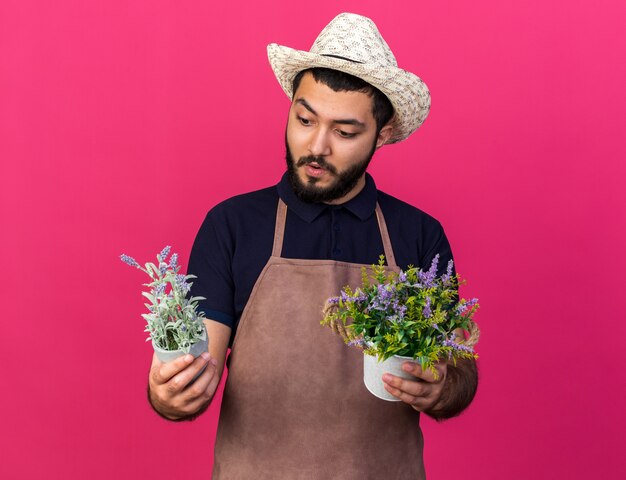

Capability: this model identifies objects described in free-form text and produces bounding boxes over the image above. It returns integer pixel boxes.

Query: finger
[204,358,222,396]
[382,381,427,408]
[401,361,447,383]
[177,361,221,415]
[151,352,196,385]
[382,373,431,398]
[382,379,438,411]
[181,359,218,401]
[166,353,212,394]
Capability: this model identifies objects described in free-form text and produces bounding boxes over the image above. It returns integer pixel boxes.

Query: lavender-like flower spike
[154,282,166,298]
[446,259,454,276]
[327,296,340,305]
[455,301,467,315]
[457,297,479,314]
[466,298,479,309]
[169,253,178,269]
[175,274,191,294]
[423,296,432,318]
[158,246,171,262]
[120,254,139,268]
[428,254,440,276]
[418,254,439,288]
[441,259,454,285]
[398,271,407,283]
[443,339,474,353]
[353,288,367,303]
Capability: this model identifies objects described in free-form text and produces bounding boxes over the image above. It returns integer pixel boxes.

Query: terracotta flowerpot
[363,352,417,401]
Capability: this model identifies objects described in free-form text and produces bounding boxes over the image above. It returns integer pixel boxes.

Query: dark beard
[285,139,375,203]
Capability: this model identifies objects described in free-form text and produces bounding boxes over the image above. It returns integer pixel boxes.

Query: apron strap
[375,203,398,267]
[272,199,288,257]
[272,198,397,267]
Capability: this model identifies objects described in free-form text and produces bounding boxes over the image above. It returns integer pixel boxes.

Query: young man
[148,13,477,479]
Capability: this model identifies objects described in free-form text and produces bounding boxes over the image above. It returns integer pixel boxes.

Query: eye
[298,116,312,126]
[336,129,357,139]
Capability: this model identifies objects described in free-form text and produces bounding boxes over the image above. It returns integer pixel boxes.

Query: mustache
[295,155,338,175]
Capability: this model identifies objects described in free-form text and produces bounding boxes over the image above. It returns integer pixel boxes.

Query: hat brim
[267,43,430,143]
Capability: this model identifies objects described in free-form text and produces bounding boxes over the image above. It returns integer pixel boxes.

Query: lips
[296,155,337,177]
[305,162,327,178]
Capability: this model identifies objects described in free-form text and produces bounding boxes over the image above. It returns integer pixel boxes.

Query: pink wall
[2,1,625,478]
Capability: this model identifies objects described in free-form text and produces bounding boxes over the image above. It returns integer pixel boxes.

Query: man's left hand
[382,361,446,412]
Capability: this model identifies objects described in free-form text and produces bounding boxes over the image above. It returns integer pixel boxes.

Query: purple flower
[398,271,407,283]
[378,284,393,302]
[339,289,367,304]
[120,254,139,267]
[353,288,367,303]
[175,274,191,294]
[370,284,394,311]
[443,339,474,354]
[158,246,171,262]
[418,254,439,287]
[347,338,366,348]
[159,262,168,276]
[457,297,479,314]
[423,296,432,318]
[154,282,166,298]
[327,296,340,305]
[441,260,454,285]
[169,253,178,269]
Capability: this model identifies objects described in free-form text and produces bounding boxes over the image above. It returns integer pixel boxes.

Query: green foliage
[322,255,479,376]
[121,248,206,352]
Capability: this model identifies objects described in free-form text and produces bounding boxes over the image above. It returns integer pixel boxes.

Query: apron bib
[213,199,425,479]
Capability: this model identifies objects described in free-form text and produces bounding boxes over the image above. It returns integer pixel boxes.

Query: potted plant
[120,246,208,362]
[322,255,479,401]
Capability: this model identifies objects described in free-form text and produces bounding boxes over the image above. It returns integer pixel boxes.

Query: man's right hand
[148,351,220,420]
[147,319,232,421]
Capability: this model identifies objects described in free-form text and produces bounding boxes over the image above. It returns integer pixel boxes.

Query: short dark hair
[292,68,394,134]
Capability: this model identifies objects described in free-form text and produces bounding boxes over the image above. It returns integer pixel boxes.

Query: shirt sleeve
[187,207,236,329]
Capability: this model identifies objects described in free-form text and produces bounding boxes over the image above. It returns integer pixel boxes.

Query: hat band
[320,53,363,64]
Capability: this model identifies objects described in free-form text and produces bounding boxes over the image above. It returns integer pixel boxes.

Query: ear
[375,124,393,149]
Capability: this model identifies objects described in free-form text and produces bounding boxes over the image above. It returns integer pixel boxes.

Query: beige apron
[213,199,425,479]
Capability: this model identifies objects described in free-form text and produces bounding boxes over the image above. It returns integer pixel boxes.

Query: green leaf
[142,292,155,303]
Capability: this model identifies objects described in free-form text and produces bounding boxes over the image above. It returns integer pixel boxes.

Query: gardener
[147,13,477,479]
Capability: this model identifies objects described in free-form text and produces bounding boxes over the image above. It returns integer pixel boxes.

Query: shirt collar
[276,172,378,223]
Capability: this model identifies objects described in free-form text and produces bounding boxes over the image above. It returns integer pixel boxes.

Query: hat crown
[309,13,398,67]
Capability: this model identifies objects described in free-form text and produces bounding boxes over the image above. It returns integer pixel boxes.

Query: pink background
[2,0,625,478]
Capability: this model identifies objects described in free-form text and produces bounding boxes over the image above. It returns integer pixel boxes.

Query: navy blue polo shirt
[188,172,454,336]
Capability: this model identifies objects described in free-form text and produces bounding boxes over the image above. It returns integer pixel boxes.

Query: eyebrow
[295,98,366,128]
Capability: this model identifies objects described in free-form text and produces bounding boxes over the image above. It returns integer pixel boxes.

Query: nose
[308,128,331,157]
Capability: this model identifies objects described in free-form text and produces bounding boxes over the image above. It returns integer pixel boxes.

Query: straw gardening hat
[267,12,431,143]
